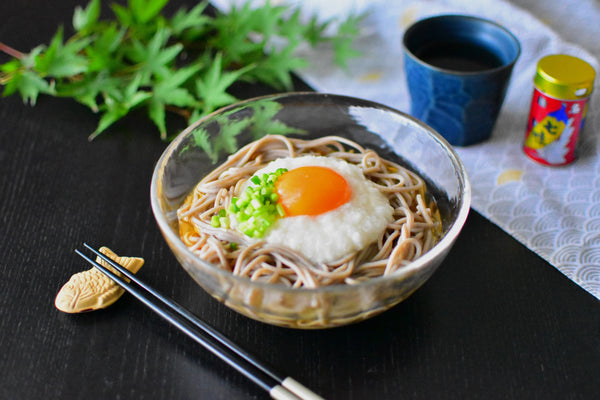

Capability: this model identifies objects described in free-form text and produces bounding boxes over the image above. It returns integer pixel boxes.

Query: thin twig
[166,105,192,119]
[0,42,24,59]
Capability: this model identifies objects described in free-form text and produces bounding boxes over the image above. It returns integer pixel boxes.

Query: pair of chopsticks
[75,243,324,400]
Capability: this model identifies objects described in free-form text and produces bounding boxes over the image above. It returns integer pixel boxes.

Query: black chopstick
[75,243,324,400]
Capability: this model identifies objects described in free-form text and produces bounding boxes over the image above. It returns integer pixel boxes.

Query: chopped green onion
[276,203,285,217]
[209,168,288,238]
[219,217,229,228]
[250,198,262,210]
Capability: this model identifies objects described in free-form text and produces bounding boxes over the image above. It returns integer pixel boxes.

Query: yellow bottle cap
[534,54,595,100]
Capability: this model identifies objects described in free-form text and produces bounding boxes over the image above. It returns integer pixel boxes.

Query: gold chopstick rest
[55,246,144,313]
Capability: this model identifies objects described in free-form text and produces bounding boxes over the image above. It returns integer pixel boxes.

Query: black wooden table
[1,1,598,399]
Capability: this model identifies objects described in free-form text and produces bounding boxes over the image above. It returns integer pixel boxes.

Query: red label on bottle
[523,87,588,166]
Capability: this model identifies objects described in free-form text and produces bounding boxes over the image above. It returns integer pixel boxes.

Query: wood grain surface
[1,1,598,399]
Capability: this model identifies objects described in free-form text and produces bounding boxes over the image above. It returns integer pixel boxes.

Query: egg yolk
[275,166,352,217]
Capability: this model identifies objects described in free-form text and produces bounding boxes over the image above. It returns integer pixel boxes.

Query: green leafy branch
[0,0,363,141]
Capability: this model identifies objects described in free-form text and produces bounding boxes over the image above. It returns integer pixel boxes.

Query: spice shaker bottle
[523,54,595,166]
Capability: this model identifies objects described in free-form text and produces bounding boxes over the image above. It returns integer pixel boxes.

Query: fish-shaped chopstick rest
[55,246,144,313]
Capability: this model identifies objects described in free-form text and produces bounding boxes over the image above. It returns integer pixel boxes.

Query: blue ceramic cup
[402,15,520,146]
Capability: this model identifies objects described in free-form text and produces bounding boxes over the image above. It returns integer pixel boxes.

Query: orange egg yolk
[275,166,352,217]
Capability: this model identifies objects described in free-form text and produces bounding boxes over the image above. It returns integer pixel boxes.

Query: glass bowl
[151,92,471,329]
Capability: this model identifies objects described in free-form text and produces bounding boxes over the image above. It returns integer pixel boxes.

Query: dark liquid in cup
[415,41,504,72]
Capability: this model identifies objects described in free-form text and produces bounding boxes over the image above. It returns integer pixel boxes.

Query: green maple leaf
[125,26,182,83]
[330,12,364,69]
[303,15,331,46]
[110,3,135,28]
[57,71,121,112]
[170,1,211,38]
[110,0,167,39]
[154,63,202,107]
[73,0,101,33]
[243,1,287,41]
[35,27,91,78]
[14,70,56,105]
[148,63,202,138]
[277,8,305,43]
[250,41,307,90]
[194,53,254,115]
[209,4,264,65]
[89,73,152,140]
[85,23,127,73]
[129,0,169,24]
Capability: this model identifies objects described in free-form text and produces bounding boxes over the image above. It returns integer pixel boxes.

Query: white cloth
[213,0,600,300]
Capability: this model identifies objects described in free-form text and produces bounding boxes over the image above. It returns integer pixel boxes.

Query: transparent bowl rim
[150,92,472,295]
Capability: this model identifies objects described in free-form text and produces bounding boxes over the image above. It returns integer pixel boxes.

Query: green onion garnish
[209,168,288,238]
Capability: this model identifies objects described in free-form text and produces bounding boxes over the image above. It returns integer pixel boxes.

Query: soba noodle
[177,135,441,288]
